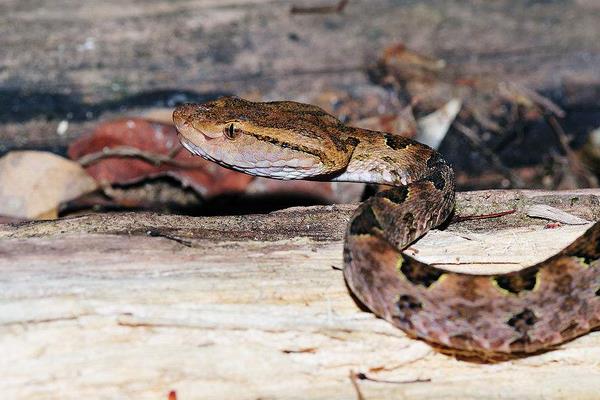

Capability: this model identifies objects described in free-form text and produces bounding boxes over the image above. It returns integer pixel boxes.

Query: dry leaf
[68,117,253,197]
[525,204,591,225]
[0,151,98,219]
[415,98,462,149]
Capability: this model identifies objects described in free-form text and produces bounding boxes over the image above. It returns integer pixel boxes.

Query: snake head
[173,97,356,179]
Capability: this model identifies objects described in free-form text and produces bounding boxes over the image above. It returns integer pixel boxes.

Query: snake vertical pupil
[225,123,238,139]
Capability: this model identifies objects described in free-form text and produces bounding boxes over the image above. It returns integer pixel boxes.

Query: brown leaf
[0,151,98,220]
[67,118,253,197]
[379,43,446,83]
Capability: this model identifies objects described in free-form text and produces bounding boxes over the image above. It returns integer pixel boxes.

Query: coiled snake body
[173,97,600,357]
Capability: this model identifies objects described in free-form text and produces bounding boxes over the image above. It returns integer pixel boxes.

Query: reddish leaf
[68,118,253,197]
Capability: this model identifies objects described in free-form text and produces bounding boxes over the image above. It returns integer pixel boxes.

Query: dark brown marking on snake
[379,186,409,205]
[571,247,599,265]
[559,321,579,338]
[384,133,411,150]
[508,309,538,335]
[443,188,454,204]
[426,152,445,169]
[381,155,396,165]
[553,272,574,296]
[455,279,483,303]
[242,130,329,163]
[560,296,579,313]
[322,131,360,152]
[344,136,360,148]
[426,170,446,191]
[566,224,600,264]
[396,294,422,313]
[494,267,538,294]
[343,247,353,264]
[595,287,600,296]
[349,205,382,235]
[403,212,417,240]
[400,259,444,288]
[448,334,474,348]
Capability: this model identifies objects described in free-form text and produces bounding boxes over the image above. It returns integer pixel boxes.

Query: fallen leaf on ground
[68,117,253,197]
[415,98,462,149]
[0,151,98,219]
[525,204,591,225]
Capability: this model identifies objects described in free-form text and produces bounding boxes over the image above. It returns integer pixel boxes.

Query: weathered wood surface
[1,189,600,399]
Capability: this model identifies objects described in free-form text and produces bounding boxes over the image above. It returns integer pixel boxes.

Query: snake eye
[224,123,240,140]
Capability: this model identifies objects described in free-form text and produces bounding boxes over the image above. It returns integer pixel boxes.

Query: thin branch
[506,82,566,118]
[349,370,366,400]
[291,0,349,14]
[546,115,597,187]
[77,146,200,169]
[146,230,193,247]
[355,372,431,385]
[430,261,521,266]
[453,121,525,188]
[452,209,515,223]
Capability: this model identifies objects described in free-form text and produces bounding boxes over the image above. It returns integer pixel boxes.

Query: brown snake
[173,96,600,357]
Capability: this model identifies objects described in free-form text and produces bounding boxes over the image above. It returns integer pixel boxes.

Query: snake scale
[173,96,600,357]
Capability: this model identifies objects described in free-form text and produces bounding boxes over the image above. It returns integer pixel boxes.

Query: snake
[173,96,600,357]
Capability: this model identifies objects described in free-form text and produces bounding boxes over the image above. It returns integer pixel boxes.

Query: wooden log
[1,189,600,399]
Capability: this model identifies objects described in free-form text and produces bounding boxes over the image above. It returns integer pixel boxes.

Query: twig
[291,0,349,14]
[281,347,317,354]
[355,372,431,385]
[77,146,199,169]
[430,261,521,266]
[547,116,579,162]
[546,115,596,187]
[349,370,366,400]
[452,209,515,223]
[453,121,525,188]
[146,230,193,247]
[505,82,566,118]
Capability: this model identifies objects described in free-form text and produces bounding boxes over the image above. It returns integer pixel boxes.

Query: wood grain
[1,189,600,399]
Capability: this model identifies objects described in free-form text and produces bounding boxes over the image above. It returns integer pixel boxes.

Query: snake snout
[172,103,203,127]
[173,103,224,141]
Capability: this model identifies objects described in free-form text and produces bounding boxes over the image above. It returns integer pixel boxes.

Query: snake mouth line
[179,135,319,175]
[173,113,221,141]
[179,126,222,143]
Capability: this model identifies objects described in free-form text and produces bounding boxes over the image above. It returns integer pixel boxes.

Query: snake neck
[332,127,454,189]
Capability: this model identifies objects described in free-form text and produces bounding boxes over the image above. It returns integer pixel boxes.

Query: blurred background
[1,0,599,219]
